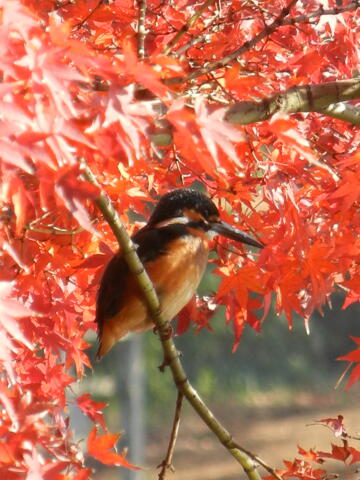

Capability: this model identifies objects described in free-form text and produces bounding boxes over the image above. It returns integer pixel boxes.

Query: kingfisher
[96,188,263,359]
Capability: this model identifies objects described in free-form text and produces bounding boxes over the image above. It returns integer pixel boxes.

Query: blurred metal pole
[116,336,145,480]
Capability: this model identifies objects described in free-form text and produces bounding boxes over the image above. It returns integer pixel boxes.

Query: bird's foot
[152,322,173,340]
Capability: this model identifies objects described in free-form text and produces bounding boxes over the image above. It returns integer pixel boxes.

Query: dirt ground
[144,390,360,479]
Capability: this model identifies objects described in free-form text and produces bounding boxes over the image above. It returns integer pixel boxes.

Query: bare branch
[158,391,184,479]
[25,211,86,236]
[282,1,360,27]
[172,0,299,83]
[163,0,217,56]
[319,102,360,126]
[149,79,360,151]
[167,0,358,84]
[231,441,283,480]
[172,15,219,57]
[25,225,84,236]
[73,0,104,31]
[225,79,360,125]
[81,164,161,318]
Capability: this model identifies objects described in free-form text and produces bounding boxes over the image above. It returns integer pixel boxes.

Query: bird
[96,188,263,359]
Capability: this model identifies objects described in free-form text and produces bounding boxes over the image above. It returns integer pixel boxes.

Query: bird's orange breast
[149,233,209,320]
[97,232,209,358]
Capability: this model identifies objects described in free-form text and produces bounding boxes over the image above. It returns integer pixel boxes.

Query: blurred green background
[72,266,359,479]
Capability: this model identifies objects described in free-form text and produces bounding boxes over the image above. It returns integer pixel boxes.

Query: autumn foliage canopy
[0,0,359,478]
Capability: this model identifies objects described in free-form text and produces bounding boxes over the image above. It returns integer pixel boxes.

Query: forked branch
[166,0,358,84]
[158,391,184,479]
[82,164,282,480]
[170,0,299,83]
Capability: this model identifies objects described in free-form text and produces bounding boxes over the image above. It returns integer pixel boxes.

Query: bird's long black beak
[210,221,263,249]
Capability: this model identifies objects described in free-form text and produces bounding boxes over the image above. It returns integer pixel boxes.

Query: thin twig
[25,211,85,235]
[168,0,300,83]
[207,71,236,102]
[281,2,360,27]
[25,225,84,235]
[167,0,359,85]
[137,0,147,59]
[231,441,283,480]
[172,15,219,57]
[82,162,265,480]
[334,362,353,390]
[163,0,217,56]
[158,391,184,479]
[306,421,360,442]
[73,0,104,30]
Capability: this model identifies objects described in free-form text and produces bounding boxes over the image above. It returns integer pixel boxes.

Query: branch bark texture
[225,79,360,125]
[150,78,360,149]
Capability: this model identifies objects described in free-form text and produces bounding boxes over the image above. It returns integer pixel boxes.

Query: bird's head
[148,189,263,249]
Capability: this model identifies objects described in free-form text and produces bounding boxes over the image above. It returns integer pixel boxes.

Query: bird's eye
[208,214,220,223]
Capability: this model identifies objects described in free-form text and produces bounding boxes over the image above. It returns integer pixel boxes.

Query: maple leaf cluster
[0,0,359,477]
[264,416,360,479]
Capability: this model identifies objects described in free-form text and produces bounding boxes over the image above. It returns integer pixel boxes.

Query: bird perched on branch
[96,189,263,359]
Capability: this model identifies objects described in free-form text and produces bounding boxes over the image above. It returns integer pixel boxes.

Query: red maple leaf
[314,415,346,437]
[318,443,350,462]
[77,394,107,430]
[87,428,140,469]
[338,338,360,389]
